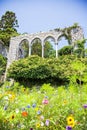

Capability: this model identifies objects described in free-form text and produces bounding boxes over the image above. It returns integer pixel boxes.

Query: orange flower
[22,111,28,117]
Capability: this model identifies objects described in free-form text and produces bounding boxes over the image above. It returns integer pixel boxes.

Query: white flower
[15,109,19,113]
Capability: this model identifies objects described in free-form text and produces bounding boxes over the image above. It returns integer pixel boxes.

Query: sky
[0,0,87,48]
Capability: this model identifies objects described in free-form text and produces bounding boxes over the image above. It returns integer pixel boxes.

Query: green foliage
[31,40,42,56]
[7,55,87,86]
[7,55,51,81]
[44,41,55,58]
[73,39,86,58]
[0,11,19,46]
[0,54,6,75]
[0,54,7,85]
[58,46,73,56]
[31,40,55,58]
[0,28,19,46]
[0,11,19,31]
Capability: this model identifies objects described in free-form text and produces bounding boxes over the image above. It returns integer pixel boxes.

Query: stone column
[29,43,32,56]
[56,43,58,58]
[42,41,44,58]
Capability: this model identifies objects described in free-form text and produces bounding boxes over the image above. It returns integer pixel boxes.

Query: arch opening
[58,35,71,56]
[31,38,42,57]
[17,39,29,59]
[44,36,55,58]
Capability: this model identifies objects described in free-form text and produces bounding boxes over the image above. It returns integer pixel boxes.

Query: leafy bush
[7,55,87,86]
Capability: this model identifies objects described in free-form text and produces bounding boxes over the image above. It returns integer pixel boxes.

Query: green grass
[0,82,87,130]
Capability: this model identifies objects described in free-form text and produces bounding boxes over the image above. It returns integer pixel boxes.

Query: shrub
[7,55,87,86]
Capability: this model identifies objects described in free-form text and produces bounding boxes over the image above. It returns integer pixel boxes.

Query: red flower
[22,111,28,117]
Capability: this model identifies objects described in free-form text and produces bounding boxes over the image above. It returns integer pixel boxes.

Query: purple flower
[32,103,36,108]
[21,107,25,111]
[4,105,8,110]
[66,126,72,130]
[26,105,30,108]
[45,119,50,126]
[83,104,87,109]
[37,110,41,115]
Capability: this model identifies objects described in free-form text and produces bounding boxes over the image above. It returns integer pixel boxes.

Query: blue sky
[0,0,87,48]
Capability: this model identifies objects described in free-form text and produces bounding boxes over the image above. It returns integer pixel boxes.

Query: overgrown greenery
[7,55,87,86]
[0,54,7,84]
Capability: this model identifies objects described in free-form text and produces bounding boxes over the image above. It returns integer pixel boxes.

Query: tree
[73,39,86,58]
[31,39,42,56]
[44,41,55,58]
[31,40,55,57]
[0,11,19,46]
[0,11,19,31]
[58,46,73,56]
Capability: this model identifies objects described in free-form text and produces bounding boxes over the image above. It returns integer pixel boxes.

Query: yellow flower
[9,114,15,121]
[9,94,15,101]
[36,123,40,128]
[69,121,75,128]
[67,116,75,128]
[63,100,67,104]
[35,107,39,111]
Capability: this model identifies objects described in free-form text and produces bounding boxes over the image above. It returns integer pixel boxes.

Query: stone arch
[57,34,70,47]
[57,34,72,56]
[17,39,29,59]
[44,35,56,43]
[31,37,42,45]
[31,37,42,57]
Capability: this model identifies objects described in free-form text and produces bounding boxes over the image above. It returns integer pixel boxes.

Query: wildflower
[22,111,28,117]
[45,119,50,126]
[36,123,40,128]
[45,96,48,98]
[66,126,72,130]
[9,94,15,101]
[15,109,19,113]
[42,99,49,104]
[32,103,36,108]
[41,121,44,127]
[83,104,87,109]
[21,107,25,111]
[10,114,15,120]
[40,115,44,120]
[63,100,67,104]
[37,110,41,115]
[26,104,30,108]
[4,105,8,110]
[67,116,74,124]
[67,116,75,128]
[35,107,39,111]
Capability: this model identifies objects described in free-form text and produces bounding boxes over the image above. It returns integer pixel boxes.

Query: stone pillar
[29,43,32,56]
[56,43,58,58]
[42,41,44,58]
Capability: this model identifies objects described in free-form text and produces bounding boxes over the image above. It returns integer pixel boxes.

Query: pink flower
[42,99,49,104]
